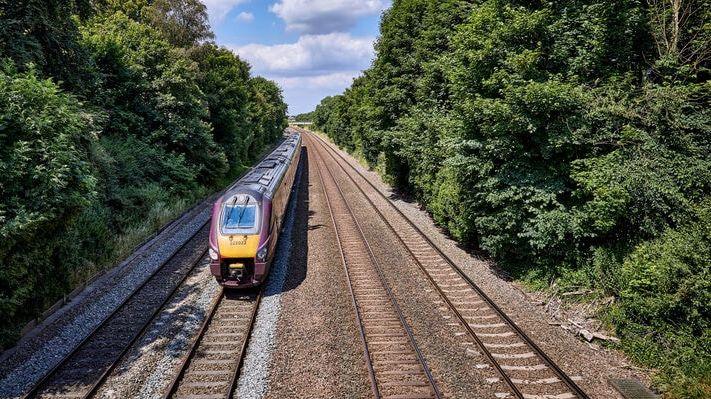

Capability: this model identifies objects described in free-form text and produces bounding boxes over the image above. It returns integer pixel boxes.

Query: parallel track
[162,289,261,399]
[24,228,209,399]
[312,140,441,399]
[305,130,590,399]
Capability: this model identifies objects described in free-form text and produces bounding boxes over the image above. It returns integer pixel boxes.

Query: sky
[202,0,391,115]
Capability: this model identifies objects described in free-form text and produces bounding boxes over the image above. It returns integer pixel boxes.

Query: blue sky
[202,0,390,115]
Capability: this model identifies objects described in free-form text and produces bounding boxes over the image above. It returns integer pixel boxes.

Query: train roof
[225,130,301,200]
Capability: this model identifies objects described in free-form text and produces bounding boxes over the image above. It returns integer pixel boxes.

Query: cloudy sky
[202,0,390,115]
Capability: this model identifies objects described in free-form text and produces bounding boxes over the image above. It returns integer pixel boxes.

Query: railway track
[162,289,261,399]
[312,141,441,399]
[305,130,590,399]
[23,226,210,399]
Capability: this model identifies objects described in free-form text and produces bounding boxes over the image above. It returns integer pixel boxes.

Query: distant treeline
[292,111,315,122]
[312,0,709,396]
[0,0,287,348]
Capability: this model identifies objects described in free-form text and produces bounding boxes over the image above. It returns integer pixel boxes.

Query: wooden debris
[580,329,594,342]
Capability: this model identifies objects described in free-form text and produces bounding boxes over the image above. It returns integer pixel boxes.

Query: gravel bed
[264,148,372,398]
[322,144,508,398]
[0,206,211,399]
[317,133,651,397]
[234,156,304,399]
[94,256,219,399]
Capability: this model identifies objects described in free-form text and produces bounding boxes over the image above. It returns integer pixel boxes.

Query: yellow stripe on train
[217,234,260,258]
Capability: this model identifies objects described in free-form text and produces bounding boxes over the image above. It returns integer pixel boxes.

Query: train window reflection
[221,194,259,233]
[224,205,256,229]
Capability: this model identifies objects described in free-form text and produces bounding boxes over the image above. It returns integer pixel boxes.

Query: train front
[208,188,272,288]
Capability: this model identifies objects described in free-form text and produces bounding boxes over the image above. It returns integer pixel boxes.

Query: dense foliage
[312,0,710,395]
[291,111,315,122]
[0,0,286,348]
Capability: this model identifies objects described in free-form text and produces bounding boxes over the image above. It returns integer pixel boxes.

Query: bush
[0,65,98,346]
[80,11,228,184]
[189,44,251,172]
[613,203,710,398]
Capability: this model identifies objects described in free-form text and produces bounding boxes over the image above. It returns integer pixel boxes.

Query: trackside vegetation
[311,0,709,396]
[0,0,287,349]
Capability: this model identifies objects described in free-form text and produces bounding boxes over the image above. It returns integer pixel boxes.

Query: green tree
[0,0,99,93]
[189,44,251,172]
[312,0,710,393]
[146,0,214,47]
[80,11,227,184]
[0,0,288,350]
[247,77,288,154]
[0,66,98,345]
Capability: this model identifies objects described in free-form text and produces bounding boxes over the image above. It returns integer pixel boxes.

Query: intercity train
[208,130,301,288]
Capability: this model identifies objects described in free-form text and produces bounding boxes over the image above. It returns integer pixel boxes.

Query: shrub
[0,1,288,349]
[0,65,98,347]
[612,203,710,397]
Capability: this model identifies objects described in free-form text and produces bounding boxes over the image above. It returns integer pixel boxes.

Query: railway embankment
[0,204,211,398]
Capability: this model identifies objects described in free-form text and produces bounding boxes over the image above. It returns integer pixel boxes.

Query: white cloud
[274,71,359,89]
[233,33,375,114]
[278,72,362,114]
[202,0,249,23]
[236,11,254,22]
[233,33,375,76]
[270,0,389,34]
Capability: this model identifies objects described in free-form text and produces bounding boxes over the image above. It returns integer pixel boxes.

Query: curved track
[23,227,209,399]
[312,138,441,399]
[304,130,590,399]
[162,289,261,399]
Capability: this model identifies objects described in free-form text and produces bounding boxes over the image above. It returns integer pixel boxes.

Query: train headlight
[209,248,219,261]
[256,245,268,262]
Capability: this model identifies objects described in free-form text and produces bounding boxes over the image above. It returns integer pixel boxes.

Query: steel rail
[306,129,590,399]
[312,139,442,399]
[226,291,262,399]
[306,134,523,397]
[21,222,208,399]
[82,248,209,399]
[162,289,225,399]
[164,134,299,399]
[314,151,380,399]
[160,288,261,399]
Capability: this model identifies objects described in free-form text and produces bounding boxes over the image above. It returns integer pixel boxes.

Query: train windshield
[221,195,260,234]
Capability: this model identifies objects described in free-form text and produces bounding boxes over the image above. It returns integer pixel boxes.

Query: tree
[0,0,288,349]
[146,0,214,48]
[189,44,252,171]
[311,0,710,393]
[0,66,98,346]
[648,0,710,73]
[247,77,288,154]
[0,0,99,93]
[81,11,227,183]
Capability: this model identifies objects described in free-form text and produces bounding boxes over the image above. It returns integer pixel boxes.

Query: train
[209,130,302,288]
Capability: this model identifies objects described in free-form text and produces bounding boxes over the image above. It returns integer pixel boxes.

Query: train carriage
[209,130,302,288]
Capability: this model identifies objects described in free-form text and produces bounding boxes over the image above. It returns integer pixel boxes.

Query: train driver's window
[224,205,256,228]
[221,194,260,234]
